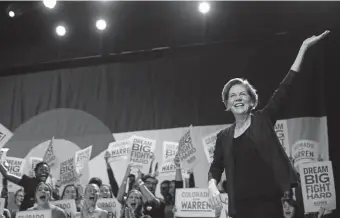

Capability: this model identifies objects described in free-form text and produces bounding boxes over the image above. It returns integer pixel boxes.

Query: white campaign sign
[292,140,319,172]
[178,128,198,171]
[160,141,178,177]
[129,135,156,173]
[51,199,77,218]
[75,145,92,176]
[274,120,290,156]
[5,157,26,192]
[107,139,131,163]
[175,188,214,217]
[299,161,336,213]
[97,198,121,218]
[202,131,220,164]
[16,209,52,218]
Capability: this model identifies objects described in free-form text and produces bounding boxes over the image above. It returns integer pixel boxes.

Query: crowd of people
[0,151,199,218]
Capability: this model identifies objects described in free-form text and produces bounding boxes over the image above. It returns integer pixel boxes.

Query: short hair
[221,78,258,110]
[142,174,158,185]
[160,180,170,186]
[88,177,102,187]
[34,162,50,173]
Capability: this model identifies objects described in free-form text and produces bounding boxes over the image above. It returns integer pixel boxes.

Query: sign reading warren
[300,161,336,213]
[175,188,214,217]
[160,141,178,176]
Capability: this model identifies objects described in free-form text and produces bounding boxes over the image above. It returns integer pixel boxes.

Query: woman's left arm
[261,30,330,124]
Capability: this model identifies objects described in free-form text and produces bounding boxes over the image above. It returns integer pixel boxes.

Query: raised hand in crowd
[104,150,119,198]
[117,163,135,204]
[0,161,50,211]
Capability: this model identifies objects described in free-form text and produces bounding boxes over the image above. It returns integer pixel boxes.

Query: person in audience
[166,155,185,218]
[120,189,151,218]
[104,151,119,197]
[100,184,114,198]
[0,161,51,210]
[89,177,103,188]
[81,183,108,218]
[160,180,170,201]
[117,163,136,205]
[137,173,165,218]
[61,184,82,212]
[10,188,24,217]
[27,182,67,218]
[207,30,330,218]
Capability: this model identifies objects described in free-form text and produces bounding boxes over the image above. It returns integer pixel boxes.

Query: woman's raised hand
[302,30,330,49]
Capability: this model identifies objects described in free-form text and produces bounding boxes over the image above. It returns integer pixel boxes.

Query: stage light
[198,2,210,14]
[56,25,66,36]
[8,11,15,18]
[96,19,107,31]
[43,0,57,9]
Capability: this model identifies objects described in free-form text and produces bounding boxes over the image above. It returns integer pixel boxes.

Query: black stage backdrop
[0,34,338,216]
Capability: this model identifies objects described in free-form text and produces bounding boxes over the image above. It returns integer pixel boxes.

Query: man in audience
[88,177,102,188]
[0,161,50,210]
[136,174,166,218]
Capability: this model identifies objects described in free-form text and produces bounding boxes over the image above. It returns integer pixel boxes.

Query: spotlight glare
[43,0,57,9]
[96,19,107,31]
[198,2,210,14]
[9,11,15,18]
[56,25,66,36]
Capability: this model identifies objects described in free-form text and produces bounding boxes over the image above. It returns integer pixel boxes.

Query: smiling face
[227,84,253,116]
[126,191,142,210]
[63,185,78,200]
[35,183,51,205]
[282,201,296,218]
[144,178,157,194]
[99,185,111,198]
[35,164,50,182]
[15,190,24,206]
[84,184,100,205]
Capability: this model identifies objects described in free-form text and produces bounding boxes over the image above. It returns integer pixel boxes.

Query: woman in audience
[61,184,82,212]
[117,163,136,204]
[81,183,108,218]
[120,189,151,218]
[27,182,67,218]
[100,184,114,198]
[10,188,24,217]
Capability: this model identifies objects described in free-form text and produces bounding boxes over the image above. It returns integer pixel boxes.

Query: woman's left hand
[302,30,330,49]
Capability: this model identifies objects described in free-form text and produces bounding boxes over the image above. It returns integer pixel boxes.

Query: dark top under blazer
[209,70,299,217]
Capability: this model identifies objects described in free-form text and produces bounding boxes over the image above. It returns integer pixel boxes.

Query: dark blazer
[209,70,300,217]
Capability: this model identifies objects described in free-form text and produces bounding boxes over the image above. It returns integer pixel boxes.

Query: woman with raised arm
[207,30,330,218]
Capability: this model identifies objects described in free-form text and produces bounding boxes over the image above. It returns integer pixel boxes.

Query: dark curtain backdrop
[0,36,327,133]
[0,34,338,216]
